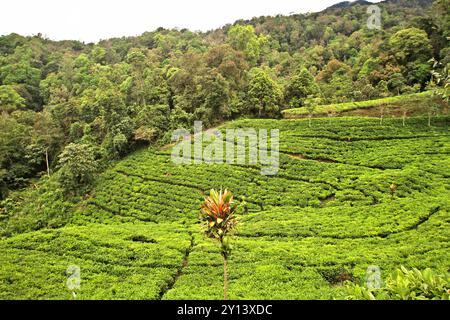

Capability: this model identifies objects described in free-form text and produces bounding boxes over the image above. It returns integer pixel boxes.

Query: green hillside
[282,92,438,118]
[0,0,449,302]
[1,115,449,299]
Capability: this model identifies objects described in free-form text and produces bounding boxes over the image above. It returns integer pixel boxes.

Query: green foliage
[0,0,449,300]
[0,113,32,195]
[1,116,449,299]
[389,28,432,65]
[284,68,319,109]
[227,25,268,65]
[0,0,447,192]
[0,85,25,113]
[201,189,238,249]
[201,188,238,299]
[57,143,99,195]
[247,67,282,117]
[345,266,450,300]
[389,28,433,87]
[283,92,434,117]
[0,223,191,299]
[430,58,450,102]
[0,176,73,237]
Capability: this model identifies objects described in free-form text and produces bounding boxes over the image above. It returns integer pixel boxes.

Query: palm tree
[201,189,238,300]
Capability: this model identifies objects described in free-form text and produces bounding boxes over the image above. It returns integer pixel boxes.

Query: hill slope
[281,92,445,118]
[1,115,449,299]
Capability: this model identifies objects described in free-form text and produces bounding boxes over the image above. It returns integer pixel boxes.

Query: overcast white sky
[0,0,381,43]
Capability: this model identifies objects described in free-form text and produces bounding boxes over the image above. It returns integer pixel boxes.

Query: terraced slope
[282,92,442,119]
[1,116,449,299]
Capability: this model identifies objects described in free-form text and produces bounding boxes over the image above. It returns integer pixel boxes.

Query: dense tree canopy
[57,143,99,195]
[0,0,448,197]
[247,67,283,117]
[284,68,320,109]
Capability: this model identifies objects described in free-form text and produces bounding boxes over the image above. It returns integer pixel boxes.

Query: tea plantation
[282,92,434,118]
[1,116,449,299]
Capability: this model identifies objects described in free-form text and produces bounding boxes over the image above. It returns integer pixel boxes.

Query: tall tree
[284,68,320,109]
[28,110,62,176]
[0,85,25,113]
[227,25,268,65]
[57,143,98,195]
[247,68,282,118]
[389,28,433,87]
[126,48,148,106]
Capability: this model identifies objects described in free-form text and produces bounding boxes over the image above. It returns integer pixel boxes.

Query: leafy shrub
[57,143,99,195]
[345,266,450,300]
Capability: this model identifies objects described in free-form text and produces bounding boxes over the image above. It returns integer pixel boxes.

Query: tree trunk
[428,112,431,127]
[223,254,228,300]
[45,148,50,177]
[308,115,312,127]
[402,111,406,127]
[380,108,384,125]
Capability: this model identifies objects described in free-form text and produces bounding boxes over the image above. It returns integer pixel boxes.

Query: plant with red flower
[200,189,238,300]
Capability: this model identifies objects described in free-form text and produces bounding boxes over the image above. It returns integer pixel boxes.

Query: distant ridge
[324,0,433,11]
[326,0,372,10]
